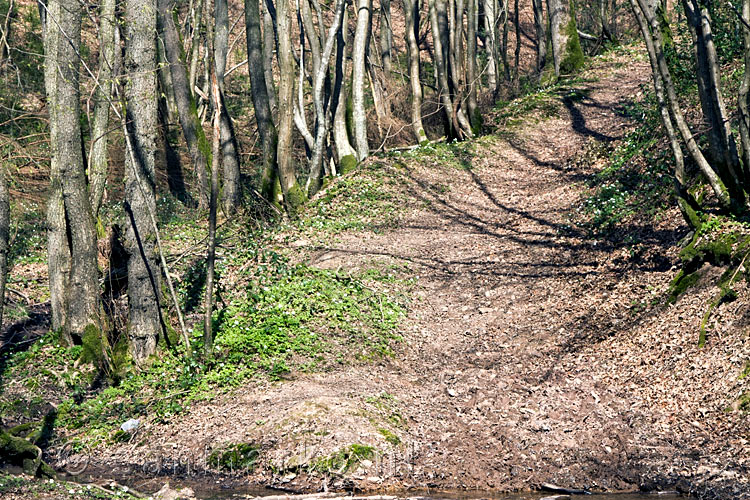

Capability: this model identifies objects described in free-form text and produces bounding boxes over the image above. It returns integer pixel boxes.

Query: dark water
[189,488,683,500]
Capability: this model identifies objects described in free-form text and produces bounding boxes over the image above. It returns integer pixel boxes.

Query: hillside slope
[19,48,750,499]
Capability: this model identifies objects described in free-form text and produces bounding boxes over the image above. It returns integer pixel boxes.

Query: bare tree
[124,0,163,362]
[546,0,583,77]
[351,0,372,160]
[214,0,242,212]
[306,0,347,196]
[276,0,306,212]
[0,166,10,331]
[246,0,281,203]
[403,0,427,143]
[43,0,102,345]
[332,5,357,167]
[158,0,211,208]
[89,0,117,217]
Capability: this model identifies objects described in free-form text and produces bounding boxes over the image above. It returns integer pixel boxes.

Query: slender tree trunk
[43,0,70,340]
[403,0,427,143]
[513,0,520,88]
[204,72,220,357]
[630,0,698,228]
[467,0,480,130]
[0,166,8,330]
[430,0,456,136]
[215,0,242,212]
[124,0,163,363]
[158,0,211,208]
[246,0,281,203]
[739,0,750,183]
[501,0,510,81]
[633,0,732,211]
[483,0,501,95]
[188,0,204,95]
[332,6,357,167]
[306,0,346,197]
[533,0,546,73]
[263,0,278,117]
[380,0,392,74]
[277,0,306,212]
[351,0,372,160]
[681,0,744,196]
[45,0,102,343]
[89,0,117,218]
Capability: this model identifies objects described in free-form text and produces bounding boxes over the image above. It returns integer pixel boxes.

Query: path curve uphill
[98,49,750,499]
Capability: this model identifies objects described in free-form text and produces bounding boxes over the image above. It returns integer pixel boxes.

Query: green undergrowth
[0,473,139,499]
[208,442,260,472]
[1,233,407,446]
[390,138,479,171]
[308,444,375,475]
[668,214,750,346]
[53,259,405,444]
[492,75,598,127]
[296,160,403,237]
[572,94,675,237]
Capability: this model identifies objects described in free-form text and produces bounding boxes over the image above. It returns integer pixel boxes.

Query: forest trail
[100,51,750,498]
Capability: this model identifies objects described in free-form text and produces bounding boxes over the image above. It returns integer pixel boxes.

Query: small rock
[447,388,457,397]
[367,476,383,484]
[120,418,140,434]
[281,473,296,483]
[361,459,373,468]
[154,483,195,500]
[290,239,309,248]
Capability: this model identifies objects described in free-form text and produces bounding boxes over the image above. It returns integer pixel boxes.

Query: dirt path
[95,53,750,499]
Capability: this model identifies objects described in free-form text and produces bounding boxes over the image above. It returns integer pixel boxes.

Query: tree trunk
[681,0,744,199]
[467,0,480,131]
[42,0,70,340]
[533,0,546,73]
[380,0,392,74]
[214,0,242,212]
[158,0,211,208]
[276,0,306,213]
[188,0,204,96]
[124,0,163,363]
[403,0,427,143]
[45,0,102,343]
[633,0,732,211]
[0,166,9,330]
[351,0,371,160]
[513,0,520,88]
[246,0,281,204]
[739,0,750,183]
[89,0,117,218]
[306,0,347,197]
[546,0,583,76]
[332,6,357,167]
[263,0,278,117]
[629,0,698,228]
[430,0,457,136]
[205,72,220,357]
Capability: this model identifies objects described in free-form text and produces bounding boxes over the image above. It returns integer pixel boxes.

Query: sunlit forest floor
[1,45,749,499]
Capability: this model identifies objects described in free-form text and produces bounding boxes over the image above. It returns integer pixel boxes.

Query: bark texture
[124,0,163,363]
[245,0,280,203]
[351,0,372,160]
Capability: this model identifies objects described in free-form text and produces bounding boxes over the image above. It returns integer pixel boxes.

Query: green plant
[309,444,375,474]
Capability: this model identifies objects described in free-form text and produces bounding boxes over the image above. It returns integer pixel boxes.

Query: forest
[0,0,749,497]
